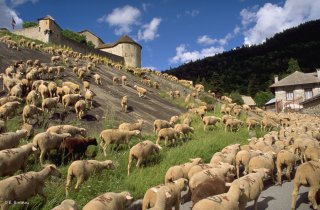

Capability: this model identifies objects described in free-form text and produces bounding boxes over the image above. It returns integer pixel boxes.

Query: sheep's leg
[291,182,300,210]
[136,158,142,168]
[128,156,132,175]
[236,162,240,178]
[37,187,47,203]
[276,163,282,185]
[286,164,292,181]
[103,144,108,157]
[308,186,319,210]
[39,150,47,166]
[75,175,84,191]
[253,197,259,210]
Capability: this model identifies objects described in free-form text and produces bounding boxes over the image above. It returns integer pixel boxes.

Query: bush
[62,29,87,44]
[22,21,38,28]
[254,91,274,107]
[230,91,244,105]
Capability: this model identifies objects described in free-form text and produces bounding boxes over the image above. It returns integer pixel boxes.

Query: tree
[230,91,244,105]
[286,58,301,74]
[254,91,274,107]
[22,21,38,28]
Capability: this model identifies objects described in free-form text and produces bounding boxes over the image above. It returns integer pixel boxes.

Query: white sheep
[276,148,297,184]
[84,89,94,109]
[156,128,181,146]
[128,140,162,175]
[174,123,194,139]
[119,119,145,132]
[62,94,82,110]
[134,85,147,98]
[26,90,40,105]
[51,199,78,210]
[22,104,43,124]
[32,132,71,165]
[99,129,141,157]
[235,150,262,178]
[0,165,61,210]
[169,115,179,125]
[83,191,133,210]
[47,125,87,137]
[122,75,127,85]
[0,143,37,177]
[121,95,128,112]
[153,119,172,134]
[41,97,59,113]
[48,81,57,97]
[66,160,115,196]
[93,73,102,85]
[248,151,276,183]
[0,129,28,150]
[202,116,221,131]
[75,99,86,119]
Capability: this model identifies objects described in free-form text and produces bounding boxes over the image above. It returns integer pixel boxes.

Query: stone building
[270,70,320,111]
[78,30,104,48]
[97,35,142,68]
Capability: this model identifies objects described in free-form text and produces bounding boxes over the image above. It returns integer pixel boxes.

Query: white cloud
[197,35,216,45]
[10,0,38,6]
[241,0,320,45]
[198,25,240,46]
[142,3,150,12]
[169,44,224,64]
[185,9,199,17]
[138,17,161,42]
[0,0,23,30]
[98,5,141,35]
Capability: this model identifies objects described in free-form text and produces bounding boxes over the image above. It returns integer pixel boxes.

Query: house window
[286,91,293,100]
[305,89,313,99]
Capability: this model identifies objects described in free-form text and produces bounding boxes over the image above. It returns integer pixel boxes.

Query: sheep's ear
[225,182,232,187]
[126,195,133,200]
[165,191,172,198]
[252,169,258,173]
[151,188,158,192]
[247,139,251,142]
[32,146,38,151]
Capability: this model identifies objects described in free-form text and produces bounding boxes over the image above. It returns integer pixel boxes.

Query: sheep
[26,90,40,105]
[182,117,192,126]
[75,99,86,119]
[0,164,61,210]
[235,150,262,178]
[121,95,128,113]
[276,148,297,185]
[93,73,102,85]
[291,160,320,210]
[169,115,179,125]
[62,82,80,93]
[0,101,21,120]
[22,104,43,124]
[153,119,172,134]
[248,151,276,183]
[112,76,120,85]
[192,182,245,210]
[62,94,82,110]
[41,97,59,113]
[261,117,279,131]
[128,140,162,175]
[51,199,78,210]
[48,81,57,97]
[121,75,127,85]
[59,137,97,161]
[246,117,260,131]
[119,119,145,132]
[142,178,188,210]
[32,132,71,165]
[221,95,233,103]
[84,89,94,109]
[0,120,5,134]
[304,145,320,162]
[147,187,172,210]
[66,160,115,196]
[164,158,203,183]
[203,116,221,131]
[51,55,61,65]
[210,144,241,166]
[225,118,243,132]
[0,143,38,177]
[134,85,147,98]
[174,124,194,140]
[156,128,181,146]
[99,129,141,157]
[0,129,28,151]
[83,80,90,91]
[0,96,22,106]
[9,83,23,98]
[191,177,228,206]
[38,83,49,100]
[83,191,133,210]
[47,125,87,137]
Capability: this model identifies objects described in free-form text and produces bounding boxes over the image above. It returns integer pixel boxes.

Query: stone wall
[13,26,49,43]
[79,31,103,48]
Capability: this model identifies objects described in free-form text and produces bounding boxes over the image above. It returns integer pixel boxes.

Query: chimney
[274,75,278,83]
[317,69,320,78]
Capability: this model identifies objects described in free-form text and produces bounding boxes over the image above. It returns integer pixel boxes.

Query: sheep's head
[45,164,62,178]
[88,138,98,146]
[120,191,133,206]
[80,128,87,136]
[104,160,115,170]
[190,157,203,164]
[154,144,162,153]
[173,178,188,191]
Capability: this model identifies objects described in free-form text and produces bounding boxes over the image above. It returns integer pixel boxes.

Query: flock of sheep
[0,32,320,210]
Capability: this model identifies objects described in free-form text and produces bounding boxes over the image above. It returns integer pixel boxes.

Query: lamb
[82,191,132,210]
[62,82,80,93]
[93,73,102,85]
[291,160,320,210]
[0,101,21,120]
[0,129,28,150]
[26,90,40,105]
[225,118,243,132]
[0,143,38,177]
[22,104,43,124]
[60,137,97,161]
[75,99,86,119]
[248,151,276,183]
[51,56,61,65]
[113,76,120,85]
[0,165,61,210]
[51,199,78,210]
[120,75,127,86]
[83,80,90,91]
[9,83,23,98]
[84,89,94,109]
[128,140,162,175]
[170,115,179,125]
[121,95,128,112]
[32,132,71,165]
[48,81,57,97]
[47,125,87,137]
[99,129,141,157]
[119,119,145,132]
[38,83,49,100]
[191,177,228,206]
[66,160,115,196]
[42,97,59,113]
[134,85,147,98]
[276,148,297,184]
[153,119,172,134]
[142,178,188,210]
[192,182,245,210]
[164,158,203,183]
[174,124,194,139]
[235,150,262,178]
[62,94,82,110]
[202,116,221,131]
[156,128,181,146]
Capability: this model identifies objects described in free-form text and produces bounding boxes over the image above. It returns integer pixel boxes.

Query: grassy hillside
[165,19,320,96]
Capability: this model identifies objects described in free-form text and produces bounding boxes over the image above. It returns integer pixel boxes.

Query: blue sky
[1,0,320,70]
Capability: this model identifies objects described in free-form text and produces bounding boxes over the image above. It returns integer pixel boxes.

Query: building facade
[78,30,104,48]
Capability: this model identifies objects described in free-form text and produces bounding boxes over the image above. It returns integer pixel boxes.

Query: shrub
[22,21,38,28]
[230,91,244,105]
[254,91,274,107]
